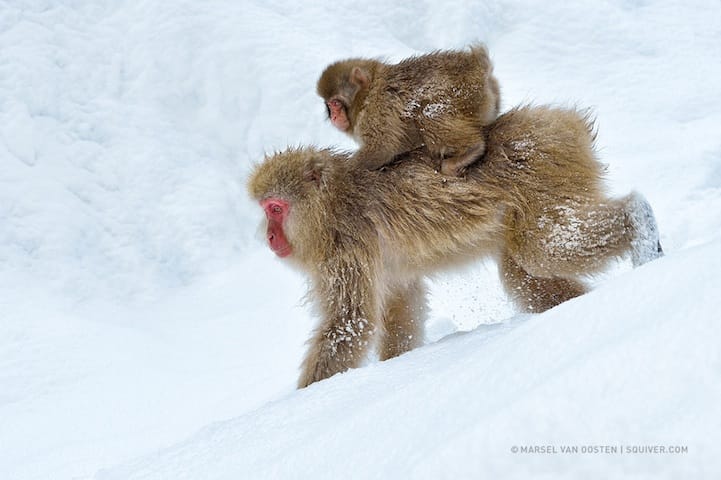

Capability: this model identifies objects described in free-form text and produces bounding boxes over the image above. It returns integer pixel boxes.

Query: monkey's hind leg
[499,252,587,313]
[420,116,486,176]
[379,280,427,361]
[440,140,487,176]
[512,195,661,280]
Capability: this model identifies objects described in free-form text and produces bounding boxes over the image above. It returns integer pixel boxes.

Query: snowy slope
[1,1,720,479]
[98,244,721,479]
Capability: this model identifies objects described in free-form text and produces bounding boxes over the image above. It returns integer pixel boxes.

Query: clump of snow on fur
[626,191,663,266]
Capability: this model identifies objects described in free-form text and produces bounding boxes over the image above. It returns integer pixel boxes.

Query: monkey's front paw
[297,374,315,389]
[297,365,321,389]
[297,367,334,389]
[297,355,335,389]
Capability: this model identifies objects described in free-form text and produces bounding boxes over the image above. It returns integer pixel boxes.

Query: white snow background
[1,1,720,479]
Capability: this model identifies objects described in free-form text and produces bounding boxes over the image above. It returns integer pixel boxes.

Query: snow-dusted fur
[316,45,500,174]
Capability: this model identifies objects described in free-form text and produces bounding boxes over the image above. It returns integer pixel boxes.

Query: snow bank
[99,243,721,479]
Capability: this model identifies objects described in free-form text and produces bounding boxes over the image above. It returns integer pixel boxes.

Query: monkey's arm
[353,142,403,170]
[352,100,410,170]
[298,253,381,388]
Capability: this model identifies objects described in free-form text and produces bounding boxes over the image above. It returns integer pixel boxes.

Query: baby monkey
[317,45,501,175]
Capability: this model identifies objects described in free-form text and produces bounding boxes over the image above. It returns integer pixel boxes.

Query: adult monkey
[248,106,663,388]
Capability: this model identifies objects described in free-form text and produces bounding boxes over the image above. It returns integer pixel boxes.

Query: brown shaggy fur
[248,106,662,388]
[316,45,501,175]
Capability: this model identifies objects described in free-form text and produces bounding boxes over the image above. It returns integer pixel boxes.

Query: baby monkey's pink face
[326,97,350,132]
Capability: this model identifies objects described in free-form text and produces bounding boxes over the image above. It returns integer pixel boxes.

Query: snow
[96,245,721,480]
[1,1,720,479]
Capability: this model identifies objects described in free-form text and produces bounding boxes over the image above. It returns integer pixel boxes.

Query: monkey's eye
[261,198,289,222]
[328,98,345,110]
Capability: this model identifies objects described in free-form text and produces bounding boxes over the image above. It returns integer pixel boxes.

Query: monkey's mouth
[273,246,292,258]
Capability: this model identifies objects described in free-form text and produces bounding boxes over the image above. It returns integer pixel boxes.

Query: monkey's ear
[350,66,371,89]
[303,167,322,187]
[303,157,330,187]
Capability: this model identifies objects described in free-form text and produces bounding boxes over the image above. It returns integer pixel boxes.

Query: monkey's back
[248,106,605,275]
[363,106,606,272]
[378,46,496,124]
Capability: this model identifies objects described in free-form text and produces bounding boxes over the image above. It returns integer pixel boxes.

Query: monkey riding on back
[317,45,501,176]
